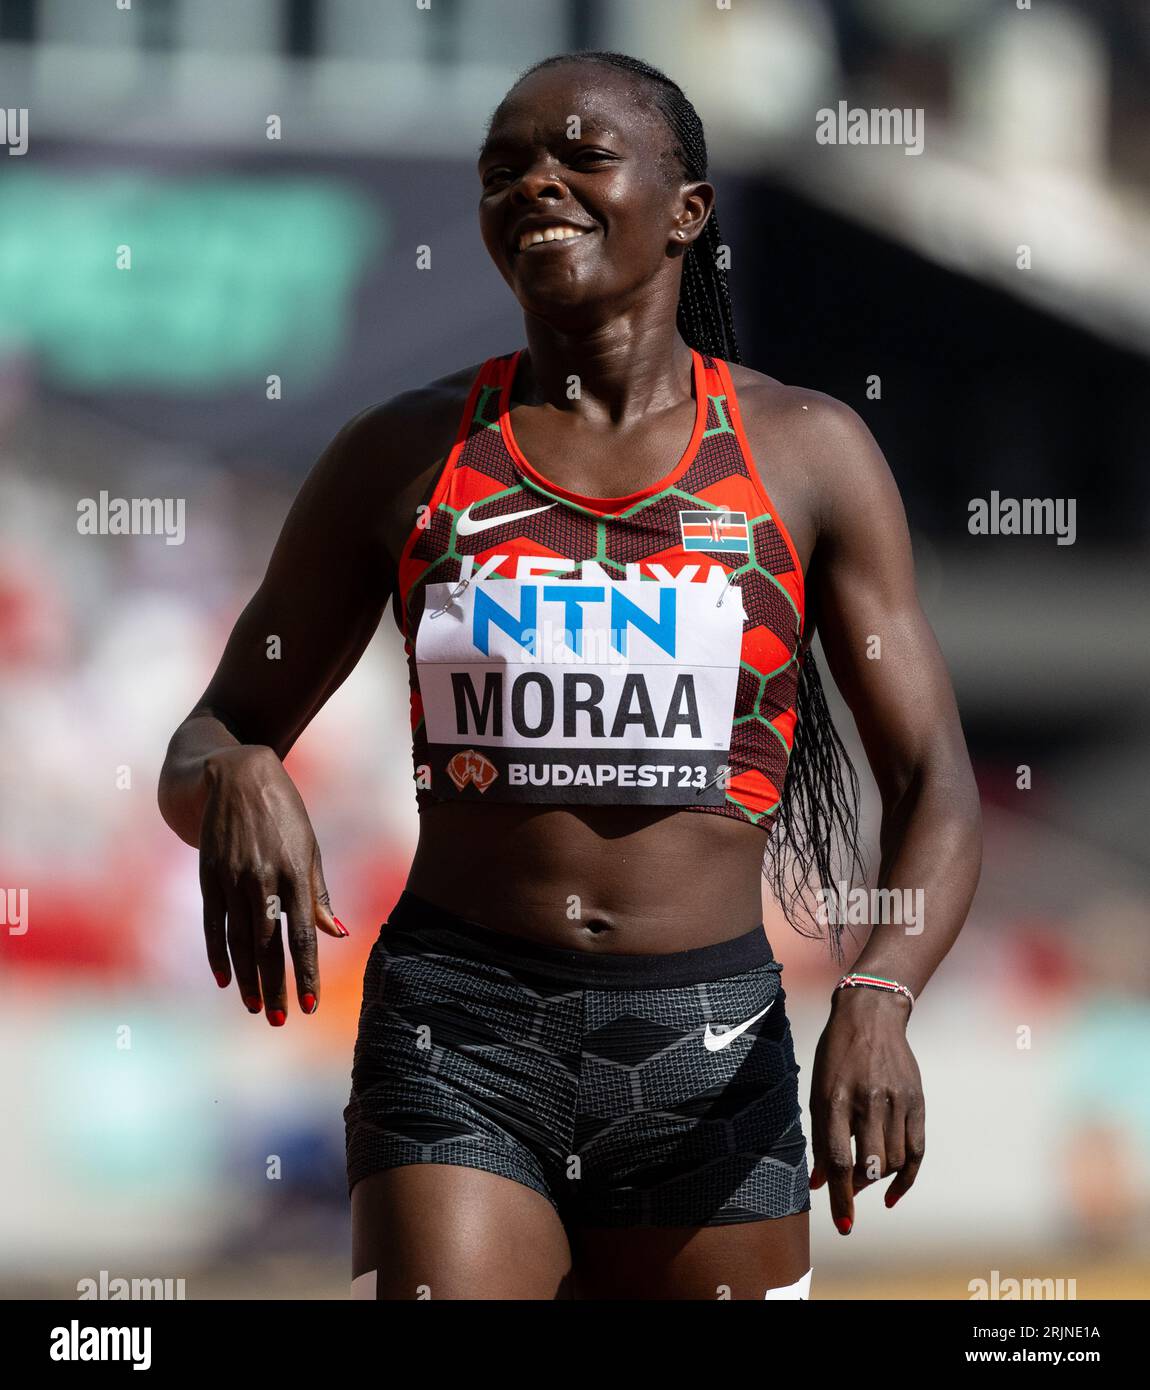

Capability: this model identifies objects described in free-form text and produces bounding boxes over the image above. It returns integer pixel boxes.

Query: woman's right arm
[158,373,471,1024]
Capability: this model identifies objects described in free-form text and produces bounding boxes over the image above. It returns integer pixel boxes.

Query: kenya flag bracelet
[835,973,915,1010]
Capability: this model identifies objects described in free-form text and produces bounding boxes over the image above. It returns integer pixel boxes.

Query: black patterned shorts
[344,893,810,1228]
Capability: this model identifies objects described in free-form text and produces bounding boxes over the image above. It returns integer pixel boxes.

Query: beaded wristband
[835,973,915,1010]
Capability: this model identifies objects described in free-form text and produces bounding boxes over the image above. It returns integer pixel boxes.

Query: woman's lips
[515,225,595,253]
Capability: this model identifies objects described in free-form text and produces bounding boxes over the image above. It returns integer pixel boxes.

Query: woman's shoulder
[294,360,492,567]
[724,360,872,444]
[722,358,900,544]
[321,359,490,519]
[726,359,891,482]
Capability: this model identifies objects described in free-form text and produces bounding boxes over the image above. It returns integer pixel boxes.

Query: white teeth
[518,226,589,251]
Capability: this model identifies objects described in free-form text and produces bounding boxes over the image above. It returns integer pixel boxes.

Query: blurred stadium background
[1,0,1148,1300]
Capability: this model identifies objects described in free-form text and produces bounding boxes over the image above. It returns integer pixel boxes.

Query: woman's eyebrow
[476,131,549,166]
[477,132,522,162]
[478,118,625,162]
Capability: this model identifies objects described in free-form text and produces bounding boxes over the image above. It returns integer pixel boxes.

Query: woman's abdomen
[405,802,768,952]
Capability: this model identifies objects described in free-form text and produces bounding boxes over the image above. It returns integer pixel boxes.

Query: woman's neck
[518,307,694,426]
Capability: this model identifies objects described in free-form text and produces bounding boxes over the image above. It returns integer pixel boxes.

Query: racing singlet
[395,349,805,828]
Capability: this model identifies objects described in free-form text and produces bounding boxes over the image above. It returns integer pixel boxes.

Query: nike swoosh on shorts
[702,1000,775,1052]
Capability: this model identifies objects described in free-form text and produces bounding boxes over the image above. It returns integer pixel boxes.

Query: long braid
[509,53,865,951]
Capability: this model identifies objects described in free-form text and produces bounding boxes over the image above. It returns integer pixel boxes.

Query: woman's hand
[158,403,438,1019]
[808,986,925,1233]
[198,744,346,1024]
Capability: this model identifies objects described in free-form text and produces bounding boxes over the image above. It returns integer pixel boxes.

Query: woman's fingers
[821,1094,857,1235]
[252,880,288,1025]
[200,857,230,989]
[885,1095,926,1208]
[814,1089,907,1233]
[816,1089,925,1222]
[883,1094,907,1177]
[811,1032,925,1226]
[196,752,337,1020]
[283,874,320,1015]
[852,1094,888,1195]
[311,842,345,938]
[206,845,338,1023]
[225,884,262,1014]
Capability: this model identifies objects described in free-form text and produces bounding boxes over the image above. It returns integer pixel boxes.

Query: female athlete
[159,52,981,1300]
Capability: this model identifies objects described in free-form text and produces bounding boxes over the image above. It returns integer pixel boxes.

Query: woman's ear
[671,180,715,247]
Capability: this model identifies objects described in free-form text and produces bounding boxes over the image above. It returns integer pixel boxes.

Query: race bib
[414,560,744,805]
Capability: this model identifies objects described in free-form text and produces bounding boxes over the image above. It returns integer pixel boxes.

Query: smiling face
[477,62,712,325]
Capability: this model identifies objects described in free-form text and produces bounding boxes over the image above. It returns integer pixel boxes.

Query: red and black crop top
[395,348,805,829]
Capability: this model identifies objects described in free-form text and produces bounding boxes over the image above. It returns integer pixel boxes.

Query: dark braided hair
[504,52,866,953]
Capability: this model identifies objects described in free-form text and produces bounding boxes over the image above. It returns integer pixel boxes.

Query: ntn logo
[474,584,677,658]
[450,554,739,660]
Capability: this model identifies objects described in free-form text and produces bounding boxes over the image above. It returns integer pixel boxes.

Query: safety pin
[715,569,739,608]
[428,577,471,619]
[696,765,732,795]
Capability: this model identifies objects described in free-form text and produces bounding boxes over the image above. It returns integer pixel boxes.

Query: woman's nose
[510,161,567,203]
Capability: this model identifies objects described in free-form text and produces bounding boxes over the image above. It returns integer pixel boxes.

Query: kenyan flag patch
[679,510,750,553]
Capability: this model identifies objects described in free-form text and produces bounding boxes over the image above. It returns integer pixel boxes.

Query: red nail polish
[302,994,317,1014]
[334,917,350,937]
[835,1216,853,1235]
[885,1191,901,1209]
[267,1009,286,1027]
[244,995,261,1013]
[214,970,229,989]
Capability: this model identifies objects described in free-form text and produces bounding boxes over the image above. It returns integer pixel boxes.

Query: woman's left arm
[801,395,982,1235]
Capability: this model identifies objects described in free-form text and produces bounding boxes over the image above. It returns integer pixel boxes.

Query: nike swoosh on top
[455,500,557,535]
[702,1000,774,1052]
